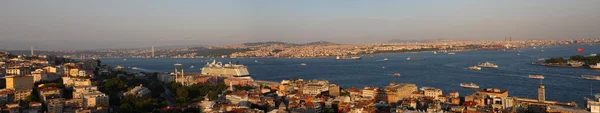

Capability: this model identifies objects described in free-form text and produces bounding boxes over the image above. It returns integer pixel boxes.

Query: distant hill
[302,41,339,46]
[188,47,251,56]
[243,41,299,46]
[387,39,449,43]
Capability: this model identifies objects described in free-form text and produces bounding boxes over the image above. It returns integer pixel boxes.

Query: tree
[176,87,189,101]
[208,91,219,101]
[545,57,566,64]
[570,55,586,61]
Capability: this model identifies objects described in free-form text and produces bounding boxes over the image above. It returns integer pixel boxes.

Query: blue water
[102,44,600,106]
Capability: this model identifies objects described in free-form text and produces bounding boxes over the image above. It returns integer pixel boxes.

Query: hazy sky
[1,0,599,50]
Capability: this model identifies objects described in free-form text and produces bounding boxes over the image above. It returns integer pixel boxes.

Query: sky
[0,0,599,50]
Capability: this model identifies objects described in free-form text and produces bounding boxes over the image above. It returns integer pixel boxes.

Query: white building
[123,84,151,97]
[157,73,175,83]
[302,80,329,96]
[423,88,443,100]
[31,69,48,82]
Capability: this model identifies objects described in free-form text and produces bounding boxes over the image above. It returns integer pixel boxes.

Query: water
[102,44,600,106]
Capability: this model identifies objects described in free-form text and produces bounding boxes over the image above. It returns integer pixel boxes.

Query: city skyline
[1,0,600,50]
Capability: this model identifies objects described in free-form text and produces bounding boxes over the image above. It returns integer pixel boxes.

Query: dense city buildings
[1,40,600,112]
[16,39,600,59]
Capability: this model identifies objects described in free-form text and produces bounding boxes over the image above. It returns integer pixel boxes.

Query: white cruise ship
[528,74,545,79]
[478,62,499,68]
[201,60,252,79]
[460,83,480,89]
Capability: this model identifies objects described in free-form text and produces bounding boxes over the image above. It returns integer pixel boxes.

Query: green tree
[176,87,189,101]
[570,55,586,61]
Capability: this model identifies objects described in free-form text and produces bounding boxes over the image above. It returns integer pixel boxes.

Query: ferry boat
[406,57,425,61]
[478,62,499,68]
[468,66,482,71]
[590,63,600,69]
[448,52,456,55]
[433,51,437,54]
[336,56,361,60]
[131,67,139,70]
[383,58,389,61]
[517,53,520,56]
[300,63,307,66]
[460,83,480,89]
[202,60,252,79]
[528,74,545,79]
[394,73,401,76]
[582,75,600,80]
[538,58,545,61]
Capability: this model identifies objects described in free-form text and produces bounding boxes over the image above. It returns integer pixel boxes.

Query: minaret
[538,85,545,103]
[151,46,155,58]
[30,47,34,56]
[174,63,182,83]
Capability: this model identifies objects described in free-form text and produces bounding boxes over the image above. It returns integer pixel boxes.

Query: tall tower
[538,85,545,103]
[174,63,183,83]
[30,47,34,56]
[151,46,155,58]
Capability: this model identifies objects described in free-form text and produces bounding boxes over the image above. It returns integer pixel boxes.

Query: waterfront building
[225,78,254,86]
[449,91,459,98]
[361,87,378,99]
[328,84,340,97]
[423,88,443,100]
[538,85,545,103]
[123,84,151,97]
[301,80,329,96]
[384,83,417,103]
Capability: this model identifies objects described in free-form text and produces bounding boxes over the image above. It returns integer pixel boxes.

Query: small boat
[336,56,362,60]
[528,74,545,79]
[190,65,194,68]
[582,75,600,80]
[541,50,545,52]
[478,62,499,68]
[460,83,480,89]
[394,73,401,76]
[382,66,385,69]
[517,53,520,56]
[468,66,482,71]
[131,67,139,70]
[300,63,307,66]
[406,57,425,61]
[123,59,127,61]
[538,58,545,61]
[255,60,258,63]
[433,51,437,54]
[448,52,456,55]
[383,58,389,61]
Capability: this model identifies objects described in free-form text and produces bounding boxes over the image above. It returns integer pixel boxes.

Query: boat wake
[130,67,155,72]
